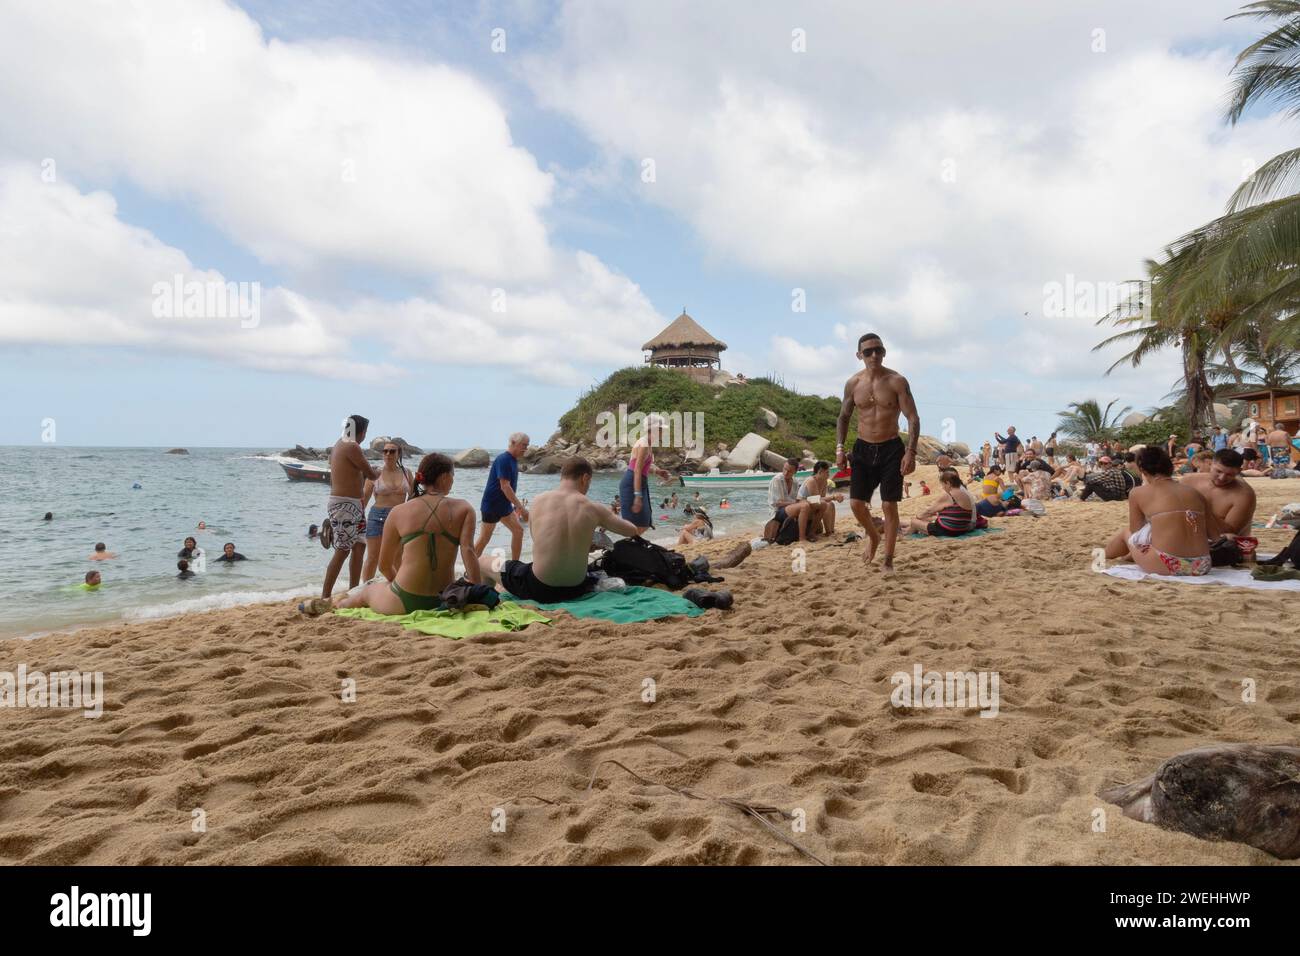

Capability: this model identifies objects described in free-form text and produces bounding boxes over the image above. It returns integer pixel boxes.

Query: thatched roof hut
[642,310,727,376]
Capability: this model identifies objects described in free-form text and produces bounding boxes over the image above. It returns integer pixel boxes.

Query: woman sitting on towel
[908,469,976,537]
[334,453,480,613]
[1101,445,1211,577]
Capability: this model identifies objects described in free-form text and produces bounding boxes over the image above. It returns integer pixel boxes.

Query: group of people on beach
[313,416,649,615]
[311,333,1295,610]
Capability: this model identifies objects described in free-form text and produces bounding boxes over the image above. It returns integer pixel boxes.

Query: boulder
[526,454,566,475]
[757,406,779,429]
[453,447,491,468]
[760,449,789,472]
[280,444,328,461]
[949,441,970,457]
[165,448,189,455]
[1121,411,1148,428]
[913,435,946,465]
[697,454,724,473]
[721,432,770,472]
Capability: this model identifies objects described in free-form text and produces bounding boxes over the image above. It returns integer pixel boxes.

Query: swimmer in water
[197,521,207,531]
[177,559,196,580]
[178,536,198,558]
[83,570,102,589]
[308,524,319,538]
[43,512,53,521]
[215,542,247,562]
[89,542,117,561]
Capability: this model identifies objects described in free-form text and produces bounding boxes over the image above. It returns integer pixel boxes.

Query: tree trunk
[1183,335,1214,433]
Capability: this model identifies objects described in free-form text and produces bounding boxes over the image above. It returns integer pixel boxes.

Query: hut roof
[642,311,728,352]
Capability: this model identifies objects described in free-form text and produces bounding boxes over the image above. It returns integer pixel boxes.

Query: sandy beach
[2,466,1298,866]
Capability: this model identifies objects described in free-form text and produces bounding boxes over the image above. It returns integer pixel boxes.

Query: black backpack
[594,537,692,590]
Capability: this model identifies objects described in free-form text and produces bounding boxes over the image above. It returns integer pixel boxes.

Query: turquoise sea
[0,446,775,639]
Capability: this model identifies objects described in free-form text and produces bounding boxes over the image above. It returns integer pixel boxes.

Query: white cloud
[0,0,555,281]
[0,165,661,385]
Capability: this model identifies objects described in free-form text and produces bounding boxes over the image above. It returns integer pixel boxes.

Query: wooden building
[642,310,728,383]
[1232,387,1300,436]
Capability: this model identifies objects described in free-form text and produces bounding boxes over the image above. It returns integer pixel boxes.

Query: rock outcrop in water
[165,448,189,455]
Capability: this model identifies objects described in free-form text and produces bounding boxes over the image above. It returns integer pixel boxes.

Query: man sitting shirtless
[479,458,644,602]
[1182,448,1257,541]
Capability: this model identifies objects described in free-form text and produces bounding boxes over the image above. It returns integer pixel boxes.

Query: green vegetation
[1055,399,1132,443]
[557,366,846,458]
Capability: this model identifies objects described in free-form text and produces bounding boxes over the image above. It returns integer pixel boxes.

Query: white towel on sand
[1102,563,1300,591]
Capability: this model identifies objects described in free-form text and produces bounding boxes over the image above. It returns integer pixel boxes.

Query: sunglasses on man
[860,345,886,357]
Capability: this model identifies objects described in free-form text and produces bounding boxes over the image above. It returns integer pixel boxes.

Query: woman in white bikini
[1102,446,1211,576]
[361,442,414,582]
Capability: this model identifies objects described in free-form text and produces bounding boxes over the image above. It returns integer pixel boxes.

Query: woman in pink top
[619,414,673,529]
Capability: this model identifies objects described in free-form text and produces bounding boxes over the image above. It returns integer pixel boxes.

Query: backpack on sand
[592,537,692,590]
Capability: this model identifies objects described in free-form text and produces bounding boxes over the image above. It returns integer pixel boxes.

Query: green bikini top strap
[398,495,460,570]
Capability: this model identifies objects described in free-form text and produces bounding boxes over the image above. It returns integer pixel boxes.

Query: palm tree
[1056,399,1132,443]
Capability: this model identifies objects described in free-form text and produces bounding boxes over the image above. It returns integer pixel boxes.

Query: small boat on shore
[278,459,331,483]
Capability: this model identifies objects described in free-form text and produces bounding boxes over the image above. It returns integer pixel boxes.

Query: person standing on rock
[835,333,919,575]
[474,433,530,561]
[323,414,379,598]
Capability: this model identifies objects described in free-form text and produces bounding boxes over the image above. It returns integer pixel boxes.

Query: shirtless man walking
[478,459,644,601]
[1267,421,1297,477]
[1184,449,1257,539]
[322,414,379,598]
[836,333,920,575]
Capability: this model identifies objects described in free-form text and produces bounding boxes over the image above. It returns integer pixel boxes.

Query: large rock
[453,447,491,468]
[526,454,566,475]
[949,441,970,457]
[280,444,328,461]
[1121,411,1148,428]
[757,406,779,429]
[760,449,790,472]
[914,435,946,465]
[721,432,771,472]
[1214,402,1239,427]
[697,454,723,473]
[165,448,189,455]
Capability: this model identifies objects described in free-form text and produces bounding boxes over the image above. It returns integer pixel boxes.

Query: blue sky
[0,0,1291,449]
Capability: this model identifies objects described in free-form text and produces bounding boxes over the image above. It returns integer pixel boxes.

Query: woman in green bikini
[334,453,480,614]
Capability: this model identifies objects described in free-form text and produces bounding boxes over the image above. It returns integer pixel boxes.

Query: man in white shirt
[1085,441,1099,469]
[764,458,805,540]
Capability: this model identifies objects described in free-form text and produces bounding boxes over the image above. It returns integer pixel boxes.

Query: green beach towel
[333,601,550,639]
[908,526,1003,541]
[503,585,704,623]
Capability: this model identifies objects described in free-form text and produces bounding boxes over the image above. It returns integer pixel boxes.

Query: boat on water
[678,467,852,490]
[277,459,331,483]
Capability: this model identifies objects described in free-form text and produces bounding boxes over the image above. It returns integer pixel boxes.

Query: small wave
[123,585,314,621]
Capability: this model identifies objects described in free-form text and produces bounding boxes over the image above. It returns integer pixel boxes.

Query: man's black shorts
[849,437,905,503]
[501,560,595,603]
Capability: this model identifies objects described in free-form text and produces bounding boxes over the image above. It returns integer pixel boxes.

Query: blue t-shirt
[1211,433,1228,452]
[1001,434,1022,452]
[481,452,519,517]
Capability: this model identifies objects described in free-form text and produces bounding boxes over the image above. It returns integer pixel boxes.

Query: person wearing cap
[676,505,715,545]
[1164,433,1179,460]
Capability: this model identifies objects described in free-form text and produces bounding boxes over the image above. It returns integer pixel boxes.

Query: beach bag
[1021,498,1046,517]
[774,516,801,546]
[596,537,692,590]
[439,578,501,611]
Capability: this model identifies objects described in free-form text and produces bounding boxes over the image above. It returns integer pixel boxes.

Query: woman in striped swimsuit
[908,470,976,537]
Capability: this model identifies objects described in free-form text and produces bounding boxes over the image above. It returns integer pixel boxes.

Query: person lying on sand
[1182,449,1256,542]
[1240,448,1269,477]
[480,458,644,602]
[1102,446,1211,577]
[327,453,478,615]
[907,469,976,537]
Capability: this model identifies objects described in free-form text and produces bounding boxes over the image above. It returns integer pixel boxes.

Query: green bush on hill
[558,367,847,459]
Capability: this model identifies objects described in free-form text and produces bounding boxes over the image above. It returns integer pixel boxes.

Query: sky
[0,0,1293,450]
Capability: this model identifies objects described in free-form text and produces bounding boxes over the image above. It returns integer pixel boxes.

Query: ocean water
[0,446,775,639]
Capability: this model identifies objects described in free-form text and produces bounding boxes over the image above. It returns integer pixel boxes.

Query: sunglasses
[383,449,398,455]
[860,346,886,357]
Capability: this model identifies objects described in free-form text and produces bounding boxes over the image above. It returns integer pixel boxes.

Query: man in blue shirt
[1211,427,1229,452]
[473,433,530,561]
